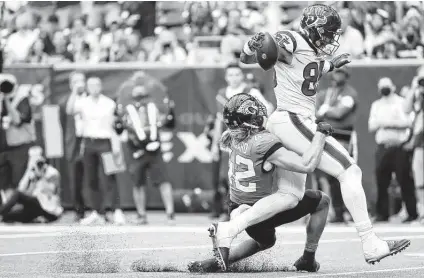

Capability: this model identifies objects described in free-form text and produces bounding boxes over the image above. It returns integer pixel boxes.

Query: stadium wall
[4,60,422,211]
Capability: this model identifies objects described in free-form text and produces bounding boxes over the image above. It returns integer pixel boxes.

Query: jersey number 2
[228,152,257,193]
[301,61,324,96]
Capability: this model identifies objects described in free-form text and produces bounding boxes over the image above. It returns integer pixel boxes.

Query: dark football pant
[228,190,322,247]
[0,191,58,223]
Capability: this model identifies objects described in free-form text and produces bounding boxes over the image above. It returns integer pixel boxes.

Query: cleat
[188,259,220,273]
[208,223,230,271]
[365,239,411,264]
[293,256,320,272]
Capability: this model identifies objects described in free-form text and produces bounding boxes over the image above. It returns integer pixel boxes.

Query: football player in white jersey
[211,4,410,266]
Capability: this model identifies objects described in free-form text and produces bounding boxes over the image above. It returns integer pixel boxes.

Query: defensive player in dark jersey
[192,93,333,272]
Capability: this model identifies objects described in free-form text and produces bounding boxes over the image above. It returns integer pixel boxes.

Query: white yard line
[1,225,424,234]
[291,266,424,277]
[0,234,422,257]
[404,253,424,257]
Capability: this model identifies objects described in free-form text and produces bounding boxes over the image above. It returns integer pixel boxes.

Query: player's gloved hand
[317,122,333,136]
[330,53,351,70]
[247,32,266,52]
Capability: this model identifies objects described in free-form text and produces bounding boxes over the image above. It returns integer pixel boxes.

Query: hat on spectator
[378,77,396,91]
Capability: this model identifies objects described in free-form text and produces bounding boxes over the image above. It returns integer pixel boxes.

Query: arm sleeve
[254,132,283,158]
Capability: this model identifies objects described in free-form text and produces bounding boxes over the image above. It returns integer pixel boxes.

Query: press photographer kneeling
[0,147,63,223]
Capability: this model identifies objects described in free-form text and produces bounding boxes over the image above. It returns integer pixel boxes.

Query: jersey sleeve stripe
[261,142,284,173]
[288,112,353,169]
[281,31,297,53]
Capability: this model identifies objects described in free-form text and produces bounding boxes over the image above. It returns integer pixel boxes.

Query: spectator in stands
[316,68,358,223]
[403,68,424,222]
[0,146,63,223]
[52,32,74,63]
[0,74,35,194]
[226,9,251,35]
[4,12,39,64]
[109,39,134,62]
[115,73,175,224]
[26,39,50,64]
[184,2,214,37]
[396,24,424,59]
[65,72,87,221]
[368,77,418,223]
[39,14,60,56]
[127,33,145,61]
[67,77,125,225]
[83,1,121,30]
[364,9,397,58]
[74,42,94,63]
[99,20,125,51]
[148,30,187,63]
[69,17,99,63]
[336,9,365,59]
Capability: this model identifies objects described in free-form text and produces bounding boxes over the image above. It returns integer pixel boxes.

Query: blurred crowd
[1,1,424,66]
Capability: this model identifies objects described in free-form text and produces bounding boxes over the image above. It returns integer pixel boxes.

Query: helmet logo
[306,15,327,28]
[237,99,257,115]
[262,53,267,59]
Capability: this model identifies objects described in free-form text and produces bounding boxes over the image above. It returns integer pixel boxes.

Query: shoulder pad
[274,31,297,54]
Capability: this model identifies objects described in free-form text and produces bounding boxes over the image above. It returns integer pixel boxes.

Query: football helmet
[300,4,342,55]
[223,93,267,130]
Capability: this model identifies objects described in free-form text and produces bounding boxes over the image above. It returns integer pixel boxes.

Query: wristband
[322,60,334,73]
[243,42,255,56]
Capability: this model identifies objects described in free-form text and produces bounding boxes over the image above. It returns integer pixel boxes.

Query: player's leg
[267,110,410,263]
[203,190,328,273]
[130,157,148,224]
[150,153,175,221]
[190,202,271,272]
[209,191,298,271]
[294,190,330,272]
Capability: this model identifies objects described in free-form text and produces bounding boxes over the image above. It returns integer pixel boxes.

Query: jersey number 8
[228,152,257,193]
[301,61,324,96]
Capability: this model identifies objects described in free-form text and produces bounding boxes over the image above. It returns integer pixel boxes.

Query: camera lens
[36,159,46,168]
[418,78,424,87]
[0,80,15,94]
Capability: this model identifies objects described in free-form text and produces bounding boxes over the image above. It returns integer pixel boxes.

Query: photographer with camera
[0,146,63,223]
[0,73,35,192]
[403,68,424,222]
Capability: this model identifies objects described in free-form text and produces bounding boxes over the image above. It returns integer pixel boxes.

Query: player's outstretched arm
[266,122,332,173]
[323,53,351,75]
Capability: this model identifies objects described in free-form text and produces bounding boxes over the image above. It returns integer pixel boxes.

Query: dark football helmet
[300,4,342,55]
[223,93,267,130]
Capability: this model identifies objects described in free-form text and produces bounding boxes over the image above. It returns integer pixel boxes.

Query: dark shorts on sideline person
[128,147,169,187]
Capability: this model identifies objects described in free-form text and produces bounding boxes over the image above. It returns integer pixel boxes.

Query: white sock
[356,220,375,243]
[338,166,377,242]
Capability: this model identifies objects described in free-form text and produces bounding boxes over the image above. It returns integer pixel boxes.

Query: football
[256,32,279,71]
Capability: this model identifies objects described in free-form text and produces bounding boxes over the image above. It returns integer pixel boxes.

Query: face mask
[406,33,415,43]
[380,87,391,96]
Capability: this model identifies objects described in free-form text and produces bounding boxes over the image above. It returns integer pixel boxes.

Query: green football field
[0,212,423,278]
